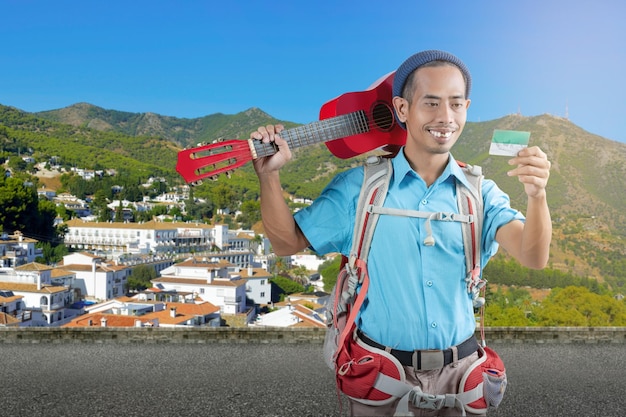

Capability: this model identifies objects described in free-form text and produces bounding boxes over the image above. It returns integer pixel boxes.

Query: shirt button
[431,322,437,328]
[426,280,433,287]
[421,199,428,205]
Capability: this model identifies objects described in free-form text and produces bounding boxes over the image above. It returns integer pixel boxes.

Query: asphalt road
[2,341,624,416]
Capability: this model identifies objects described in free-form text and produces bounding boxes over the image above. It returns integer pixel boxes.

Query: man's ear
[392,96,408,124]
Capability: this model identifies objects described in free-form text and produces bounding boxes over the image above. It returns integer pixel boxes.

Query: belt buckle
[414,349,445,370]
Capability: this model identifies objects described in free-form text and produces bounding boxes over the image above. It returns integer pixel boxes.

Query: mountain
[455,114,626,283]
[458,114,626,227]
[35,103,299,148]
[0,104,180,180]
[35,104,626,221]
[2,103,626,285]
[8,103,626,227]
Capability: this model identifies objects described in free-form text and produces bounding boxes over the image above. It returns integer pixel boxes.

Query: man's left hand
[507,146,551,199]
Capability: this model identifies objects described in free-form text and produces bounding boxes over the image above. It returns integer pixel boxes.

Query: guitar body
[320,72,406,159]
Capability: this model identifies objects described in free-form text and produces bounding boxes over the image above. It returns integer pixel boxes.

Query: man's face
[395,65,471,155]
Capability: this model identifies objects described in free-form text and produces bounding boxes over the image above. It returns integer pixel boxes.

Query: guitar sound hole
[371,102,394,132]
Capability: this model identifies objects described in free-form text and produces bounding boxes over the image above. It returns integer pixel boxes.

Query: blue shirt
[294,149,524,350]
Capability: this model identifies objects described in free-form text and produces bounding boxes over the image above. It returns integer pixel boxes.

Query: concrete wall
[1,327,626,344]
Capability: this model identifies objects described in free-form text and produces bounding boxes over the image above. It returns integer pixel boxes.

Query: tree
[126,264,157,292]
[535,286,626,326]
[291,265,310,286]
[114,194,124,222]
[270,275,305,300]
[91,189,111,221]
[35,199,59,243]
[319,255,342,292]
[212,183,236,213]
[238,200,261,228]
[0,176,39,234]
[37,242,68,264]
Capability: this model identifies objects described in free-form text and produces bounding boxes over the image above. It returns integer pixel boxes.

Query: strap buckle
[409,389,446,410]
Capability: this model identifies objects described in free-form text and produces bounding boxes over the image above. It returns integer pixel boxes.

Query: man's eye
[425,102,438,107]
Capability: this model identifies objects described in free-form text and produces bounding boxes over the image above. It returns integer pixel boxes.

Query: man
[251,50,552,416]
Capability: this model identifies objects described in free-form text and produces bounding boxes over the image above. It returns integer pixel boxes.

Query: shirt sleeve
[481,178,526,262]
[293,168,362,256]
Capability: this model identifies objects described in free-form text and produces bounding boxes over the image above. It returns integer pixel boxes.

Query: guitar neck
[251,110,369,158]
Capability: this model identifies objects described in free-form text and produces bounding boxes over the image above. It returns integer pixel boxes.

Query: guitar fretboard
[252,110,369,158]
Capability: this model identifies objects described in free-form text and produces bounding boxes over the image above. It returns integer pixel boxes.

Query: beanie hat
[392,50,472,129]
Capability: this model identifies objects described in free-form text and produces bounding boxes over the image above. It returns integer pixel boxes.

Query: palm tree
[291,265,310,286]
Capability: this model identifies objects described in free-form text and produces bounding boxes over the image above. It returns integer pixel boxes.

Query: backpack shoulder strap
[347,156,392,269]
[331,156,391,364]
[456,162,483,280]
[456,163,487,312]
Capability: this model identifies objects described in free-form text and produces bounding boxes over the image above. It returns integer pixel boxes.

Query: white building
[0,289,26,326]
[152,257,248,315]
[240,266,272,306]
[290,252,330,271]
[59,252,130,301]
[63,220,272,271]
[0,263,76,326]
[64,219,214,256]
[0,231,42,267]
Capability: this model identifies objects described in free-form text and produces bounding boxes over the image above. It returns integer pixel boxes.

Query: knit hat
[392,50,472,129]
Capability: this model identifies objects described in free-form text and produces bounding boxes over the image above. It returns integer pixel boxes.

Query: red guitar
[176,72,406,183]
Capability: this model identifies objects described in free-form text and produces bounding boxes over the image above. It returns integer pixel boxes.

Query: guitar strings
[253,110,394,158]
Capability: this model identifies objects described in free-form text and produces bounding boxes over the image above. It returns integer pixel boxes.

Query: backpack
[322,155,503,415]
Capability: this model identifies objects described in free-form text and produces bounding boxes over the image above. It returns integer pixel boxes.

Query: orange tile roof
[64,219,213,230]
[141,309,193,325]
[176,258,233,268]
[50,269,75,278]
[15,262,53,271]
[0,282,70,294]
[152,277,246,287]
[63,313,147,328]
[167,301,220,315]
[0,312,21,325]
[239,268,272,279]
[0,293,24,303]
[291,304,326,328]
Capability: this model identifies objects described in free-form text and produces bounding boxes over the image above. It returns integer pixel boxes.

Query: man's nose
[435,104,454,123]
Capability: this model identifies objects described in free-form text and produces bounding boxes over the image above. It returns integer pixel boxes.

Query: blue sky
[1,0,625,144]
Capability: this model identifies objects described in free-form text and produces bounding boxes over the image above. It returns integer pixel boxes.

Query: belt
[356,330,479,371]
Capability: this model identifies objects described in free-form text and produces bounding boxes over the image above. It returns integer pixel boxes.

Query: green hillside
[2,102,626,289]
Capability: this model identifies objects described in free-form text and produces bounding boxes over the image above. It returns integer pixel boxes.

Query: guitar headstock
[176,139,254,183]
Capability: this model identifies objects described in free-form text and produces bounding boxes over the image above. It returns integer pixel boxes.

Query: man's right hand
[251,124,292,176]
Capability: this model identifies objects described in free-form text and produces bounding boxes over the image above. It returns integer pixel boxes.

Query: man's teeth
[430,130,452,138]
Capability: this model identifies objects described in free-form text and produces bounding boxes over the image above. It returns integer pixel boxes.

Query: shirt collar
[391,147,474,189]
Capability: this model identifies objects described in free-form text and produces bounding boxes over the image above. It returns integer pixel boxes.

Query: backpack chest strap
[367,205,474,224]
[367,205,474,247]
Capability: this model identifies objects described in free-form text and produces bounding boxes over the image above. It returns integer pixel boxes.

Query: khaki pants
[348,351,482,417]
